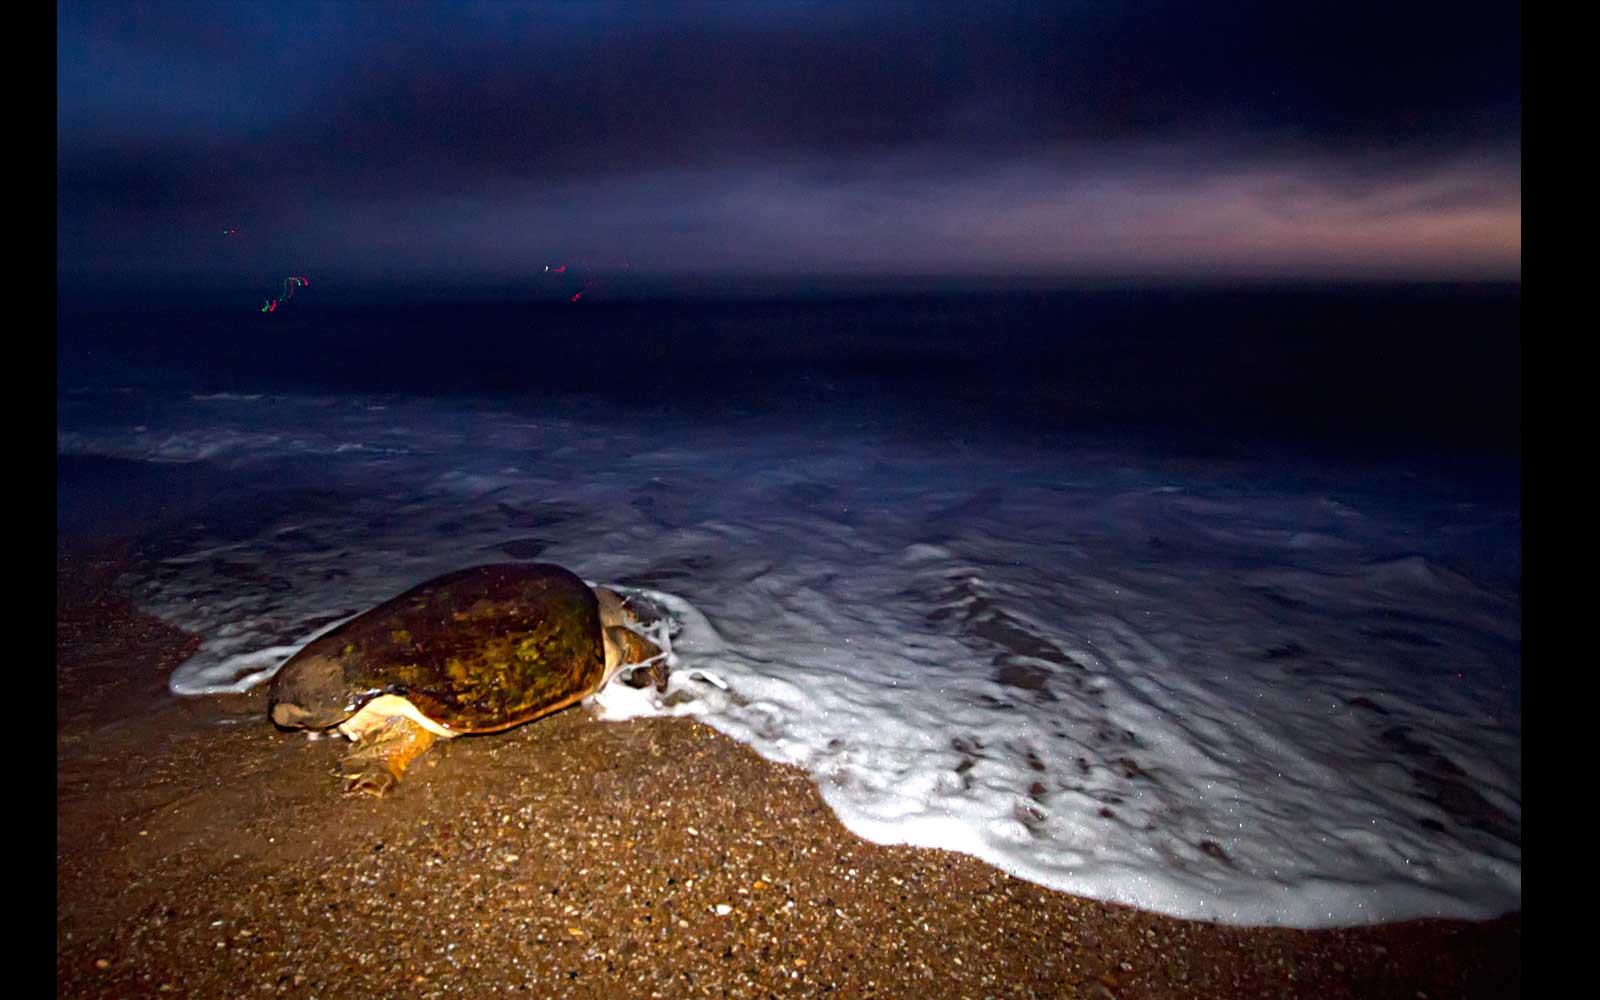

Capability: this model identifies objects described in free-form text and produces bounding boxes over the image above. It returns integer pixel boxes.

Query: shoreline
[57,542,1520,999]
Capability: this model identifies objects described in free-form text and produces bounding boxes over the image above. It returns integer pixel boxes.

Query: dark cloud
[57,1,1519,286]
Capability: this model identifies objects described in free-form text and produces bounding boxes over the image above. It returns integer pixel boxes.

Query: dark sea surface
[58,284,1520,464]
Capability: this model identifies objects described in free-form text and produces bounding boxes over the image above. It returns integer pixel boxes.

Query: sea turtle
[268,563,667,796]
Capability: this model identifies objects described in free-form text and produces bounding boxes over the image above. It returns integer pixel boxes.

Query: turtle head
[268,652,361,731]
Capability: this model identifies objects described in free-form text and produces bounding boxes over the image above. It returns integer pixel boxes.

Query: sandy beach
[57,540,1520,999]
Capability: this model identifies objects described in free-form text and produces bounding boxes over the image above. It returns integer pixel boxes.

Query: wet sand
[57,541,1520,999]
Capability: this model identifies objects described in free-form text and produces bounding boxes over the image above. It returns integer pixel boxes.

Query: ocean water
[56,287,1520,928]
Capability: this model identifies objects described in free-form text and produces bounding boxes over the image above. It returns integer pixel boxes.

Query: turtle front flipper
[338,714,439,797]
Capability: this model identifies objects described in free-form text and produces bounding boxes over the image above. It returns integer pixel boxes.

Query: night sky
[57,1,1520,295]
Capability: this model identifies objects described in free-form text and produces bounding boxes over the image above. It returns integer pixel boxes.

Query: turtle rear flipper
[605,623,663,667]
[338,714,439,797]
[595,586,666,678]
[604,626,670,691]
